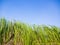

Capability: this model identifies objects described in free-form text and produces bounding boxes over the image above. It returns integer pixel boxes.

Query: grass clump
[0,18,60,45]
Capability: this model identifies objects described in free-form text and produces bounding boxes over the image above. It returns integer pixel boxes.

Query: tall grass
[0,18,60,45]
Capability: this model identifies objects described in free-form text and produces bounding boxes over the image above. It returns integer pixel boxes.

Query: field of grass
[0,18,60,45]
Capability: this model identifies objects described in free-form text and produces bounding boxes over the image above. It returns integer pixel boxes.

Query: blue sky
[0,0,60,27]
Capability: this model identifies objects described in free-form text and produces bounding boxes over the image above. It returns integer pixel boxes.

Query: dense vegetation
[0,18,60,45]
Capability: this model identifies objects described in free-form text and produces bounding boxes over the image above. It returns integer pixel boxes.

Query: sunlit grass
[0,18,60,45]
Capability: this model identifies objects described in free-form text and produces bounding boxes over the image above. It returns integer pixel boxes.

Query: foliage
[0,18,60,45]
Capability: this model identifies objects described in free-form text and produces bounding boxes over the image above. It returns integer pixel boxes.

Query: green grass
[0,18,60,45]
